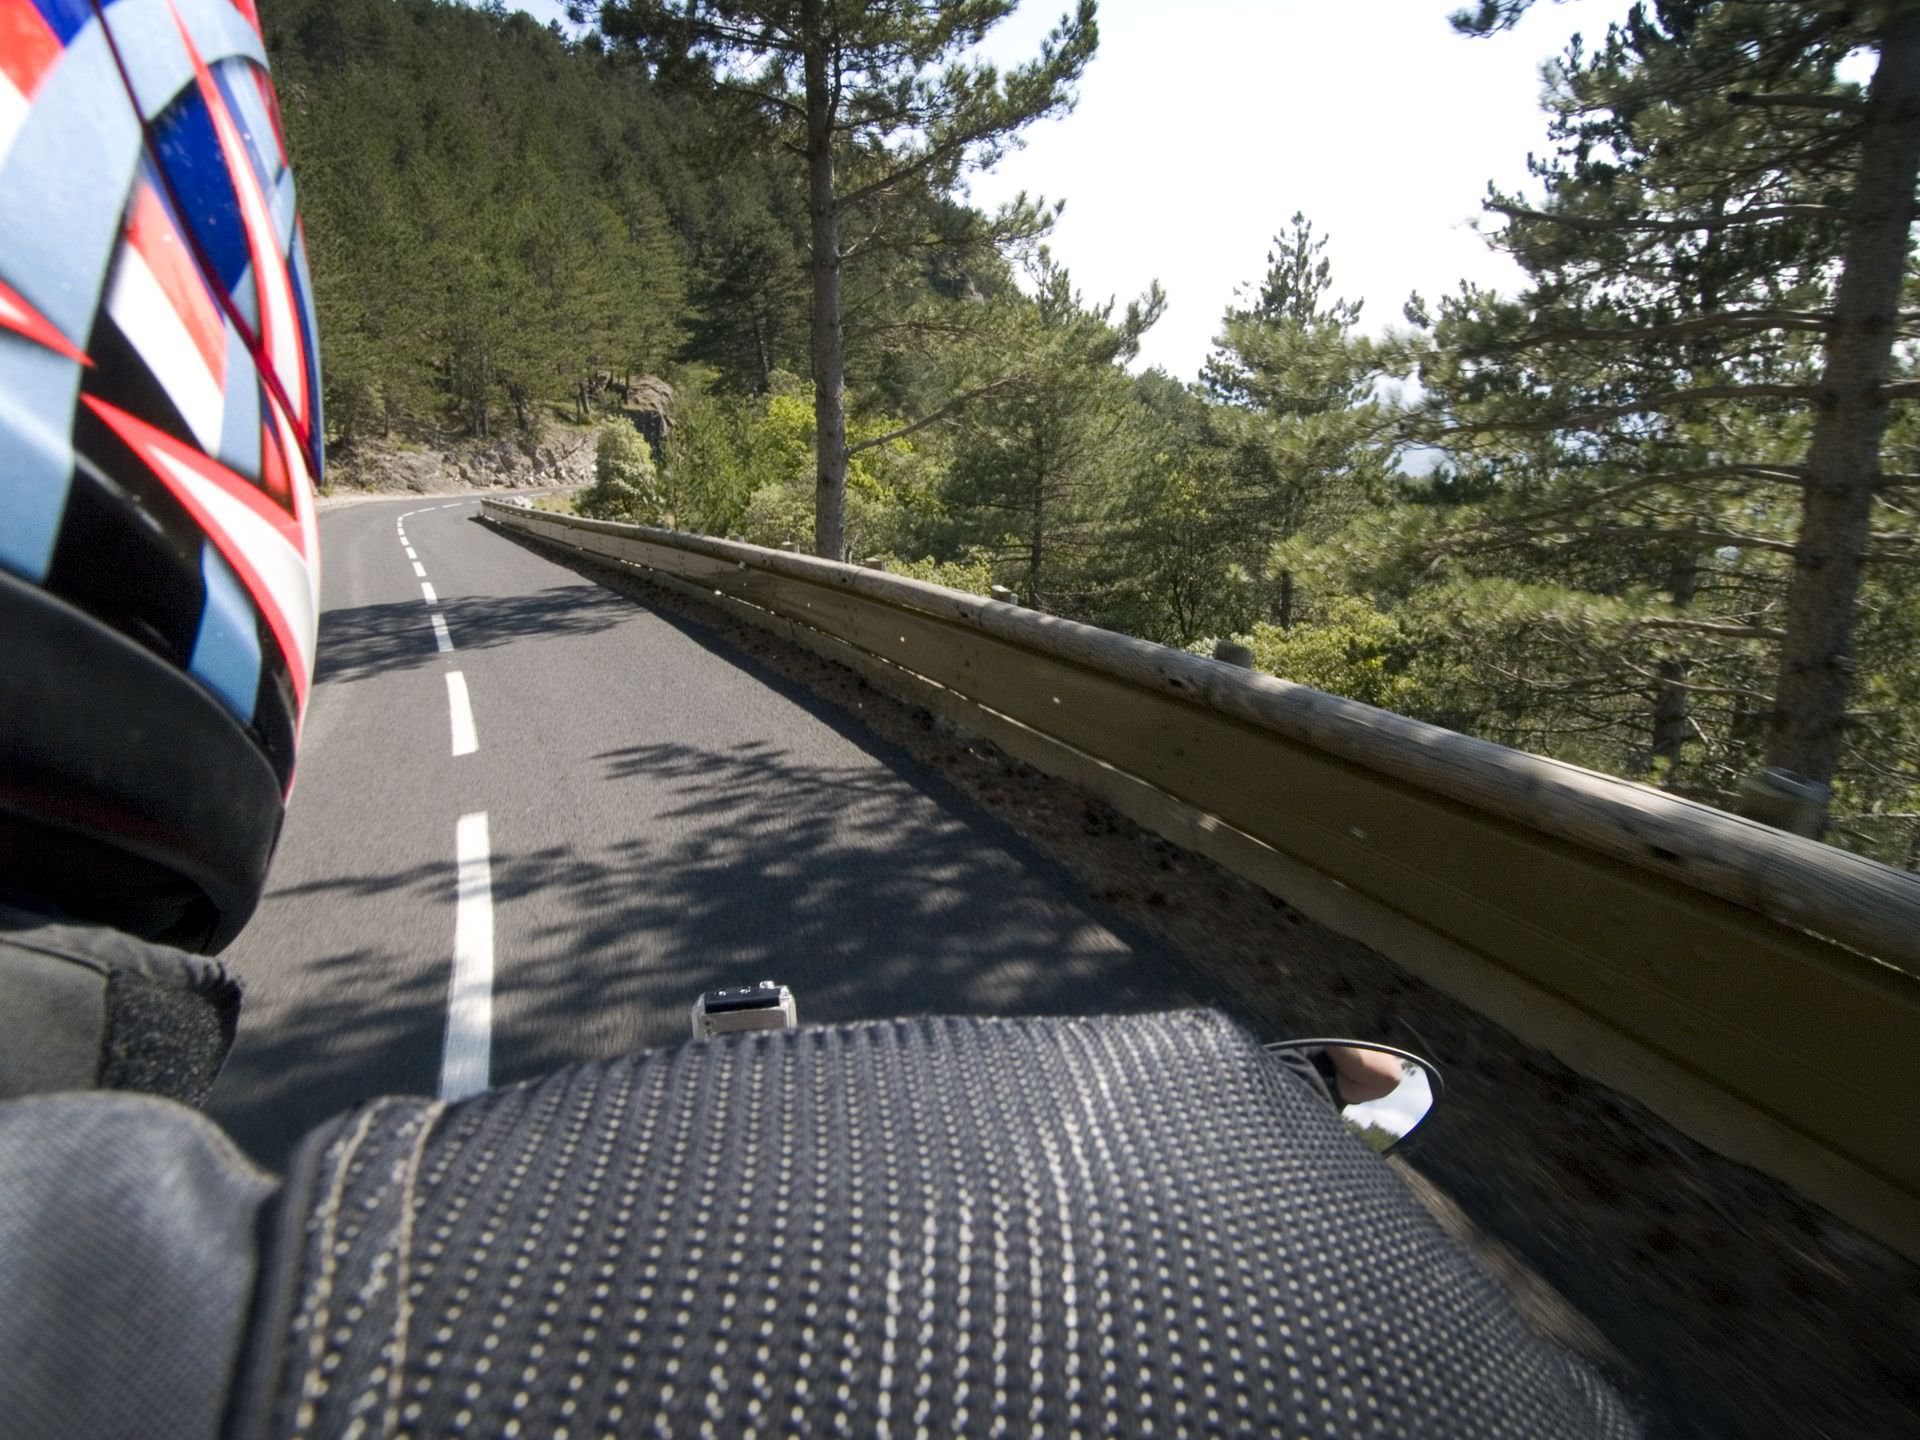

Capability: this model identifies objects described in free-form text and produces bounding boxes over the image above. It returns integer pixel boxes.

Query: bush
[737,480,813,548]
[885,551,998,596]
[1212,595,1414,711]
[576,421,662,523]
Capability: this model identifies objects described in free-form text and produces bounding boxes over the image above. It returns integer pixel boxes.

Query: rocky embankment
[321,425,597,498]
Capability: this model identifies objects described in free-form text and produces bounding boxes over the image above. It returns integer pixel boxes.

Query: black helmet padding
[1,567,284,951]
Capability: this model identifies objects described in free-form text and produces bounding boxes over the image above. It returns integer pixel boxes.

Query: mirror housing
[1264,1040,1444,1153]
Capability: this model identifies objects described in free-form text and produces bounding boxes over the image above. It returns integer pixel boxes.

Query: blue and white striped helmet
[1,0,322,949]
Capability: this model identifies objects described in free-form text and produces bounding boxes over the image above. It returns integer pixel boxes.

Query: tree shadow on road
[481,735,1205,1086]
[223,538,1213,1169]
[313,585,636,685]
[207,730,1203,1172]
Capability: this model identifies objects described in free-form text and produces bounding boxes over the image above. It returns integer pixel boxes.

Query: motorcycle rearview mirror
[1263,1040,1444,1154]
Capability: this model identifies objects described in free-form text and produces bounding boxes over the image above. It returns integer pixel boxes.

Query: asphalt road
[208,496,1193,1169]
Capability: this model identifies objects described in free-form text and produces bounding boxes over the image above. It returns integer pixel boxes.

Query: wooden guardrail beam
[501,510,1920,966]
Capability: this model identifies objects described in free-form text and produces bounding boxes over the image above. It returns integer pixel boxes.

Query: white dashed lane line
[400,519,461,706]
[440,811,494,1101]
[445,671,478,756]
[382,507,491,1105]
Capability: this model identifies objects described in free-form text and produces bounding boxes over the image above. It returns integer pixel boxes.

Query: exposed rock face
[325,426,596,495]
[619,375,674,461]
[450,431,597,489]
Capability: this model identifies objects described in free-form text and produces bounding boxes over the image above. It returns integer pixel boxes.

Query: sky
[514,0,1636,381]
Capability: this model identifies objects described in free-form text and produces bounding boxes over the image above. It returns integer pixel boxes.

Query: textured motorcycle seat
[231,1010,1637,1438]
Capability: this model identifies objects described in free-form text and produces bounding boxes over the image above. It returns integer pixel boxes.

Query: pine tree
[683,177,810,391]
[939,251,1162,612]
[1110,372,1256,646]
[1421,0,1920,830]
[1203,213,1366,412]
[581,0,1097,559]
[1201,214,1398,611]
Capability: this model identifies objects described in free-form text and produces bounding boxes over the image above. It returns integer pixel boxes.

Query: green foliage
[1229,597,1413,710]
[681,179,810,393]
[1391,0,1920,848]
[1202,212,1366,412]
[658,386,764,534]
[885,551,999,597]
[661,375,929,553]
[1345,1121,1399,1155]
[586,0,1099,556]
[659,377,808,538]
[264,0,721,442]
[1114,458,1258,646]
[266,0,1920,867]
[737,480,816,550]
[935,250,1165,612]
[576,422,663,523]
[1206,215,1396,527]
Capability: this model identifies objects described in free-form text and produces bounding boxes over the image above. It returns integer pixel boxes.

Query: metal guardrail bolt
[1212,640,1256,669]
[1734,767,1829,839]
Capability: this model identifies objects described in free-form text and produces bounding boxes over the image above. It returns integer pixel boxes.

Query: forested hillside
[263,0,1920,868]
[265,0,780,436]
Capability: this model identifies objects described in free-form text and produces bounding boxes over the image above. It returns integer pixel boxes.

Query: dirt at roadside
[515,529,1920,1440]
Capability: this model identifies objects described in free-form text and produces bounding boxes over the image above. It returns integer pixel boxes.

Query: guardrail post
[1735,768,1830,838]
[1213,640,1256,669]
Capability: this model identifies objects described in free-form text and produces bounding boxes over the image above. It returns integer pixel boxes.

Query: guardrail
[483,501,1920,1257]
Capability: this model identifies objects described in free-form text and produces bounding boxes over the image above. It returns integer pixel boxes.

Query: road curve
[209,496,1192,1168]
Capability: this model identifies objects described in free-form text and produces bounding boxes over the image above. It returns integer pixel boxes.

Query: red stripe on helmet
[0,272,89,365]
[227,0,263,41]
[125,181,227,384]
[83,394,315,717]
[167,0,308,437]
[0,0,60,99]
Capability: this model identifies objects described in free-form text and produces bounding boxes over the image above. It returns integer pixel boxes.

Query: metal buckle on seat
[690,981,797,1039]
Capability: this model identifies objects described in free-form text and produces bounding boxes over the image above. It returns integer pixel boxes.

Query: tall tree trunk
[801,2,848,561]
[1027,480,1046,611]
[1026,428,1052,609]
[1650,548,1698,783]
[1767,9,1920,797]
